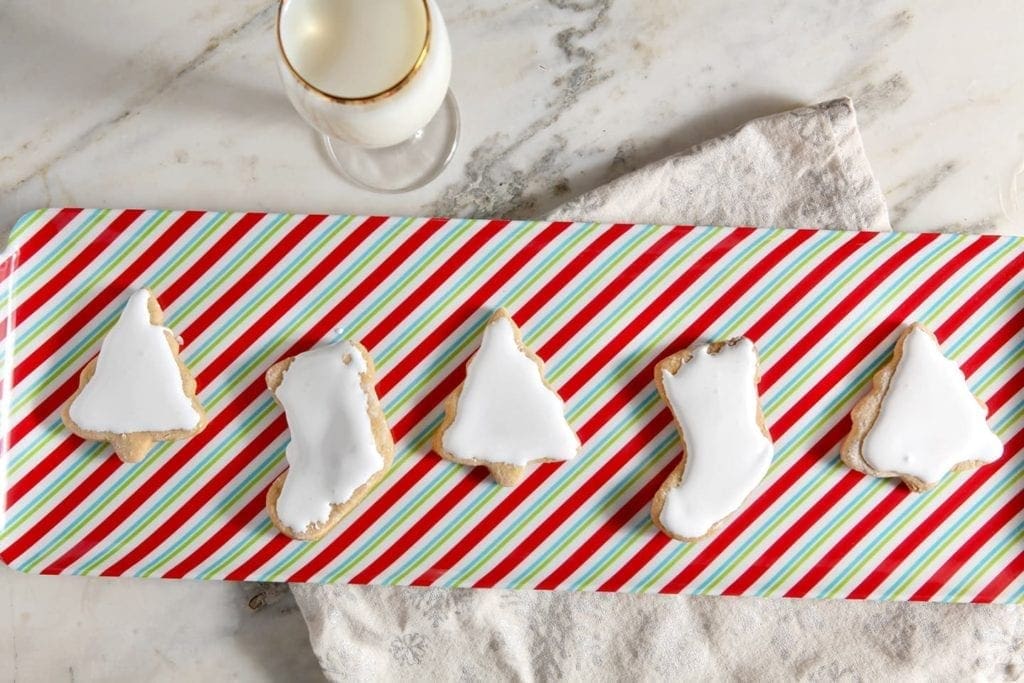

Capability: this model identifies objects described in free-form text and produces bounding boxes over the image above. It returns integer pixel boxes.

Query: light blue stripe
[753,242,1020,595]
[693,235,969,592]
[10,211,230,434]
[56,216,414,572]
[10,211,269,472]
[509,432,677,587]
[257,220,571,579]
[14,210,171,353]
[877,406,1024,600]
[939,496,1024,602]
[498,231,792,585]
[8,209,47,245]
[14,215,399,565]
[434,230,771,585]
[817,397,1024,598]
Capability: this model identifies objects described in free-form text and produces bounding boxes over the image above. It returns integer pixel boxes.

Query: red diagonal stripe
[841,371,1024,601]
[9,210,257,449]
[163,491,269,580]
[100,414,287,577]
[630,235,971,594]
[910,471,1024,602]
[597,534,670,592]
[784,303,1024,599]
[274,225,695,584]
[29,215,409,572]
[432,229,849,589]
[96,218,522,578]
[1,209,145,344]
[596,232,882,591]
[664,237,998,596]
[4,208,83,284]
[360,220,512,351]
[399,227,761,589]
[972,544,1024,602]
[714,237,997,596]
[286,226,746,585]
[2,215,389,567]
[474,232,940,590]
[522,231,820,591]
[97,219,511,576]
[6,212,312,509]
[227,220,591,582]
[324,229,637,586]
[536,455,678,591]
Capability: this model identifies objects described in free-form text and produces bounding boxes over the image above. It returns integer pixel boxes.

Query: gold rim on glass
[276,0,431,104]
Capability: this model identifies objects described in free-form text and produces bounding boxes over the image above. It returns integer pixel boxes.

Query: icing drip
[68,290,200,433]
[275,342,384,532]
[863,327,1003,484]
[442,315,579,466]
[658,338,773,539]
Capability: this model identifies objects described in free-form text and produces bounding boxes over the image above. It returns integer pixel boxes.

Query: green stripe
[49,217,417,573]
[14,209,109,297]
[250,221,571,579]
[560,232,853,589]
[819,400,1024,598]
[477,230,885,588]
[752,242,1020,595]
[106,215,484,577]
[440,231,773,585]
[11,211,232,420]
[948,521,1024,601]
[693,236,967,593]
[14,210,173,356]
[8,209,47,246]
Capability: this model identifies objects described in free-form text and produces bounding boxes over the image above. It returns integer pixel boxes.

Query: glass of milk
[276,0,458,193]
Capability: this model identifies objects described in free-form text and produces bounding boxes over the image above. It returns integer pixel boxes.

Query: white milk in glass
[277,0,451,148]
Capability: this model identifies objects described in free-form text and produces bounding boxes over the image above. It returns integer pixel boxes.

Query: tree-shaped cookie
[434,309,580,487]
[61,289,207,463]
[651,337,774,541]
[841,323,1003,492]
[265,341,394,541]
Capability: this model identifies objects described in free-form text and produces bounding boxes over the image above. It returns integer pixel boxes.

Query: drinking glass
[276,0,459,193]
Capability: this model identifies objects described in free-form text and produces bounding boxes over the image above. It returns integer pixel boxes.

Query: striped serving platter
[1,208,1023,603]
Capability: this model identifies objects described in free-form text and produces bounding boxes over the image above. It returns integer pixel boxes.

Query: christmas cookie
[61,289,207,464]
[841,323,1003,492]
[651,337,774,541]
[266,341,394,541]
[434,309,580,487]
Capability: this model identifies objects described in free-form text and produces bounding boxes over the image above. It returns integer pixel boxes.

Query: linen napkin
[291,98,1023,681]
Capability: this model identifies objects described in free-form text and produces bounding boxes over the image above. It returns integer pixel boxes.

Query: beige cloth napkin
[291,99,1022,681]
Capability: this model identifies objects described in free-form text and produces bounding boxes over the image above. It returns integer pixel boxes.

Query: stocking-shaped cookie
[434,309,580,486]
[651,337,774,541]
[61,289,206,463]
[841,324,1003,491]
[265,341,394,541]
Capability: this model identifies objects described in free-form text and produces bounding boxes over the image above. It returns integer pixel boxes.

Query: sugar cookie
[651,337,773,541]
[841,323,1002,492]
[434,309,580,487]
[266,341,394,541]
[61,289,206,464]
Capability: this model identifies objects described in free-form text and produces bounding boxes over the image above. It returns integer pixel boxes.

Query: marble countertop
[3,0,1024,679]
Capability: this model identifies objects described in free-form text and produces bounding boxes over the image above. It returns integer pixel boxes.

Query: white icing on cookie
[442,314,579,466]
[658,338,773,539]
[275,342,384,532]
[863,326,1003,485]
[68,290,201,433]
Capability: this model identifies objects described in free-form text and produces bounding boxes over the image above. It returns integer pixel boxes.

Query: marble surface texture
[3,0,1024,680]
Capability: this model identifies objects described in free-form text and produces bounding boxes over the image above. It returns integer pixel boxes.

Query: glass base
[322,90,460,194]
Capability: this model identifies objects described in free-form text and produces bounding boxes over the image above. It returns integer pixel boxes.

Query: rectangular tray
[1,208,1022,602]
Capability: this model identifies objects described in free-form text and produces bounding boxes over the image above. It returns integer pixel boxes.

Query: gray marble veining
[3,0,1024,679]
